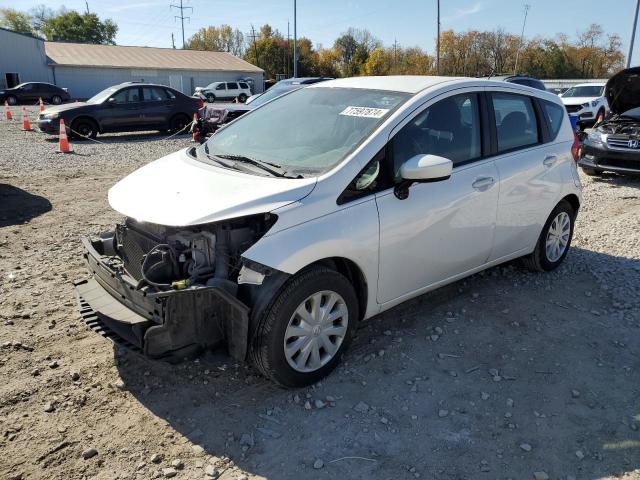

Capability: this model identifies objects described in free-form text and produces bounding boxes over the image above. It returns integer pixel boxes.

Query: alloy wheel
[284,290,348,373]
[545,211,571,262]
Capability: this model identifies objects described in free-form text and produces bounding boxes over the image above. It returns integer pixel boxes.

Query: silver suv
[194,81,252,103]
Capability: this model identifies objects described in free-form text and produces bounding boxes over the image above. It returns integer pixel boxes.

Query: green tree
[0,8,34,33]
[42,11,117,44]
[185,25,244,56]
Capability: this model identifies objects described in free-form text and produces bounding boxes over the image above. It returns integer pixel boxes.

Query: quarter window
[491,93,539,152]
[541,100,565,139]
[392,93,482,176]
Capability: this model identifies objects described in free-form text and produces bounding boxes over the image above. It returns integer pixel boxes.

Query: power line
[170,0,192,49]
[513,4,531,74]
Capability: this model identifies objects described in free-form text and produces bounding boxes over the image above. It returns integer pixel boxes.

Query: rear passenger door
[487,89,564,261]
[141,87,172,127]
[226,82,239,100]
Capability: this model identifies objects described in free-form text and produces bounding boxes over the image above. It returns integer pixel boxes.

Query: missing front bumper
[74,235,250,360]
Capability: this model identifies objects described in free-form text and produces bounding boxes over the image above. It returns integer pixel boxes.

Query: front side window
[542,100,565,139]
[215,83,226,91]
[227,82,239,90]
[392,93,482,176]
[491,93,539,152]
[204,87,409,177]
[111,88,140,103]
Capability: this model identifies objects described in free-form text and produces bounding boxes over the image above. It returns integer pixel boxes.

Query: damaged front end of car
[75,213,281,360]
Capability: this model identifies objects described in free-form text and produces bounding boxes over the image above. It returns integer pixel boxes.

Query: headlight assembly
[587,131,604,144]
[591,100,599,107]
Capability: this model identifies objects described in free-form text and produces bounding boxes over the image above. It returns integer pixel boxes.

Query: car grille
[565,105,582,114]
[607,134,640,151]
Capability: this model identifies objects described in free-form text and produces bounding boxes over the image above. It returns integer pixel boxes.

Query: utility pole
[393,38,398,72]
[436,0,441,75]
[293,0,298,78]
[171,0,192,49]
[249,25,259,69]
[287,21,290,78]
[85,1,90,14]
[514,4,531,75]
[171,33,176,49]
[628,0,640,67]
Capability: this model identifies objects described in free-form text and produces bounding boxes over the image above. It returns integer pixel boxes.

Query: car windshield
[248,86,297,107]
[203,87,409,177]
[562,85,604,97]
[87,87,119,104]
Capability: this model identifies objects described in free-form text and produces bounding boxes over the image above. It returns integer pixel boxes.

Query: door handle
[472,176,495,190]
[543,155,558,167]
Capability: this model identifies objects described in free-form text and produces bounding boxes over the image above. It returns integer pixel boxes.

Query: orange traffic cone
[39,97,45,112]
[191,113,200,142]
[21,107,32,131]
[4,101,12,120]
[58,118,71,153]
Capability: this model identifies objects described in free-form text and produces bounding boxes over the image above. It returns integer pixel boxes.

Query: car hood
[41,102,91,115]
[605,67,640,115]
[560,96,597,105]
[108,148,317,227]
[205,102,252,112]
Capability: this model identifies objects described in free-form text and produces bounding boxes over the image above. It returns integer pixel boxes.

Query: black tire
[581,166,603,176]
[71,118,98,139]
[169,114,190,133]
[51,95,62,105]
[205,93,216,103]
[522,200,575,272]
[238,93,248,103]
[6,95,17,106]
[250,266,358,388]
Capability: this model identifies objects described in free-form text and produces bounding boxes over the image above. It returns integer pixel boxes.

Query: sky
[1,0,636,64]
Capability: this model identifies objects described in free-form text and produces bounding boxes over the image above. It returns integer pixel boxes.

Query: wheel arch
[71,114,101,133]
[561,193,580,215]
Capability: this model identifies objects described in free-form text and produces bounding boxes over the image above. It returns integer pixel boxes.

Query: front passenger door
[100,87,145,131]
[376,92,499,304]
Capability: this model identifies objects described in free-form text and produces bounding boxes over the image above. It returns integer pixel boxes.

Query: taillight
[195,99,204,108]
[571,132,581,162]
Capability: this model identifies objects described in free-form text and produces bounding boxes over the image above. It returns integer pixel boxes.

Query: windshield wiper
[213,154,300,178]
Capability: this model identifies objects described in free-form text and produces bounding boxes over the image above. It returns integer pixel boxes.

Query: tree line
[186,23,624,80]
[0,6,117,44]
[1,5,624,80]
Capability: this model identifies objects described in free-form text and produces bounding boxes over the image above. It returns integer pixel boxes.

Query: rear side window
[239,82,249,89]
[541,100,565,139]
[491,93,539,152]
[142,87,168,101]
[227,82,239,89]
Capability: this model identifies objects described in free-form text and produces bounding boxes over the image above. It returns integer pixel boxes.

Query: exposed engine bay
[113,214,276,293]
[593,117,640,136]
[75,213,283,361]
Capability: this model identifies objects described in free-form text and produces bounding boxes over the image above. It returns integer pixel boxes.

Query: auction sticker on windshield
[340,106,390,118]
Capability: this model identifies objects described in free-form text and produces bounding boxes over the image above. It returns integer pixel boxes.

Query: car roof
[313,75,468,93]
[115,82,177,89]
[572,83,605,87]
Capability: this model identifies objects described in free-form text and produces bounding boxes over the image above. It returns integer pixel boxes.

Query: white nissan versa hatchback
[76,76,582,387]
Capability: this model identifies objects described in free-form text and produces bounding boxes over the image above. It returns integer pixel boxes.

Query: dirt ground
[1,107,639,480]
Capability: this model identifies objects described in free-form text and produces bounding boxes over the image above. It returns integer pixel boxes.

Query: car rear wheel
[6,95,17,105]
[250,266,358,388]
[238,93,247,103]
[522,200,575,272]
[71,118,98,139]
[205,93,215,103]
[51,95,62,105]
[169,114,190,133]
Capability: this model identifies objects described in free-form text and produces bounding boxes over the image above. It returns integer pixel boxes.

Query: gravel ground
[1,106,639,480]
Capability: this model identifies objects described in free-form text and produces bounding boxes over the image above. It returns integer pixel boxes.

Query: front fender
[242,197,380,318]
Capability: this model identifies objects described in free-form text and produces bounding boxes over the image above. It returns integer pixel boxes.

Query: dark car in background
[0,82,70,105]
[486,74,547,91]
[37,82,201,139]
[579,67,640,176]
[197,77,333,134]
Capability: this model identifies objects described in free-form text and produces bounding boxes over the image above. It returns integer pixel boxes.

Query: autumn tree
[185,25,244,55]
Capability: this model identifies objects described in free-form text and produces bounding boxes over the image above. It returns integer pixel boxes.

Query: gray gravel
[1,106,640,480]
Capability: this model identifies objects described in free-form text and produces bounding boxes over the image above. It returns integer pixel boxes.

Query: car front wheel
[6,95,17,105]
[250,266,358,387]
[522,200,575,272]
[205,93,215,103]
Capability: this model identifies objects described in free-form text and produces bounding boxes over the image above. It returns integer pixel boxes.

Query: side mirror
[395,154,453,200]
[107,97,116,106]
